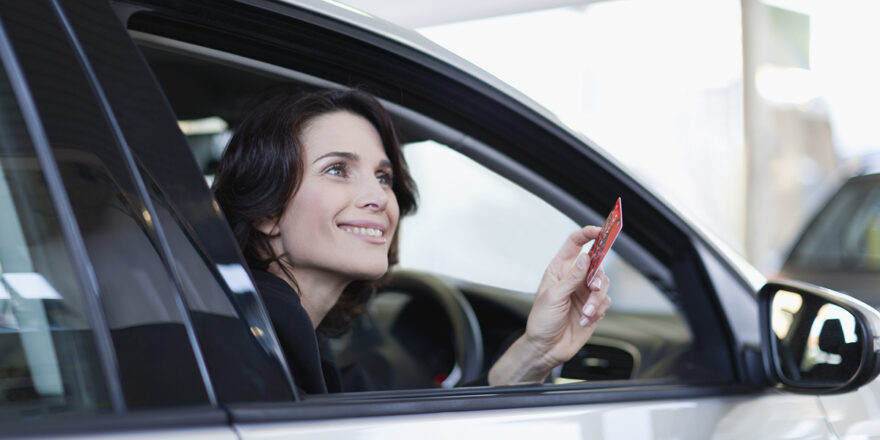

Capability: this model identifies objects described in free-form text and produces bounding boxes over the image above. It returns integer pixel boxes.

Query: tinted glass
[0,63,110,419]
[97,28,295,401]
[123,35,303,402]
[140,174,295,402]
[789,177,880,270]
[0,0,210,407]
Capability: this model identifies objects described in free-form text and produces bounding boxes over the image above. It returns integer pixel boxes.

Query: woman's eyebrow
[313,151,358,164]
[313,151,392,169]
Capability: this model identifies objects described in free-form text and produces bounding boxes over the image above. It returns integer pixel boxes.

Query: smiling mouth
[339,226,385,238]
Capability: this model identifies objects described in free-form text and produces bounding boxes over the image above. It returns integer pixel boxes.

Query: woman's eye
[325,163,347,177]
[377,172,393,186]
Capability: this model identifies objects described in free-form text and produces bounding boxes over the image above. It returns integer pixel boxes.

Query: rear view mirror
[760,280,880,394]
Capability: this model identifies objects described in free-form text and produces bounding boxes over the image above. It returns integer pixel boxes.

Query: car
[1,0,880,439]
[780,163,880,308]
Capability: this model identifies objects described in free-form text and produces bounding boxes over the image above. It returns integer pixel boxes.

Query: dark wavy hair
[212,88,418,336]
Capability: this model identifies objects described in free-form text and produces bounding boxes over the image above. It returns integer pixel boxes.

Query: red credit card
[586,197,623,285]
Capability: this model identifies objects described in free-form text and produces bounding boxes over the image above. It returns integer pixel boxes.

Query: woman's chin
[346,265,389,281]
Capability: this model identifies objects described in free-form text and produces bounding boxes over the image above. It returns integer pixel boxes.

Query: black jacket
[252,270,373,394]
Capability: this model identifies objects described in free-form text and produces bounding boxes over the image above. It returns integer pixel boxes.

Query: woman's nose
[356,177,389,211]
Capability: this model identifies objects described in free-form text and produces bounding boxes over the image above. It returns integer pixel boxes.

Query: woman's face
[272,110,400,283]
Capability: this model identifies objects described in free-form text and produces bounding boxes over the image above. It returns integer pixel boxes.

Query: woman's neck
[269,264,348,329]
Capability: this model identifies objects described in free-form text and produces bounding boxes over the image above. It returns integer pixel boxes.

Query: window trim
[122,0,747,405]
[228,381,762,424]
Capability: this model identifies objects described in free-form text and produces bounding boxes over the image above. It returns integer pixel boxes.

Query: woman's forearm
[487,335,556,386]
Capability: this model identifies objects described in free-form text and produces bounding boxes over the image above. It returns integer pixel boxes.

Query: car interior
[126,24,723,394]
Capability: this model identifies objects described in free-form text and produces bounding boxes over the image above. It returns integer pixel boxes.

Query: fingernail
[590,277,602,290]
[579,316,591,327]
[576,253,587,270]
[583,304,595,317]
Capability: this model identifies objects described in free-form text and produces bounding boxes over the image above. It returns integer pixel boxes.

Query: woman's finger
[588,267,606,291]
[581,274,610,319]
[551,226,602,267]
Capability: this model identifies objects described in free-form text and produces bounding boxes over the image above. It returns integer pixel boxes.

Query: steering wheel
[338,270,484,389]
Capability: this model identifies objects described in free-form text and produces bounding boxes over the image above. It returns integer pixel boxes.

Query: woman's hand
[526,225,612,368]
[488,226,612,385]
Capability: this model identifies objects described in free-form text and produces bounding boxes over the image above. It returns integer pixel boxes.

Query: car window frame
[118,0,752,417]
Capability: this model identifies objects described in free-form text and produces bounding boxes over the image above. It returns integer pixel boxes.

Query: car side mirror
[760,279,880,394]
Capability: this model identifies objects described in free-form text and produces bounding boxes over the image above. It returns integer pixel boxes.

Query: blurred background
[337,0,880,275]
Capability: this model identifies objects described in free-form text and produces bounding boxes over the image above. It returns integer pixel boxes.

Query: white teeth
[341,226,383,237]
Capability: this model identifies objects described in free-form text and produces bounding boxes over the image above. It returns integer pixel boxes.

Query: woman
[213,88,611,393]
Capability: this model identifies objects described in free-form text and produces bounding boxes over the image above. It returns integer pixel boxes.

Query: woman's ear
[253,217,280,237]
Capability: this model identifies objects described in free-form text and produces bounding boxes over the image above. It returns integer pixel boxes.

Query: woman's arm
[488,226,612,385]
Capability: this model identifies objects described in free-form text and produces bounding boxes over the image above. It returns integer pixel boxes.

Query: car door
[109,1,850,439]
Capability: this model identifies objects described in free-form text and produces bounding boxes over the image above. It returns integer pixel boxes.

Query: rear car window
[0,62,110,419]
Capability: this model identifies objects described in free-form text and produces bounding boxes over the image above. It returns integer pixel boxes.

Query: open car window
[397,139,689,384]
[128,22,728,397]
[400,140,679,317]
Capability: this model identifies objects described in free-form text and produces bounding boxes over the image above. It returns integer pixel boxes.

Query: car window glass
[399,141,689,383]
[399,141,577,293]
[58,139,210,409]
[400,140,678,316]
[790,177,880,270]
[0,65,109,419]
